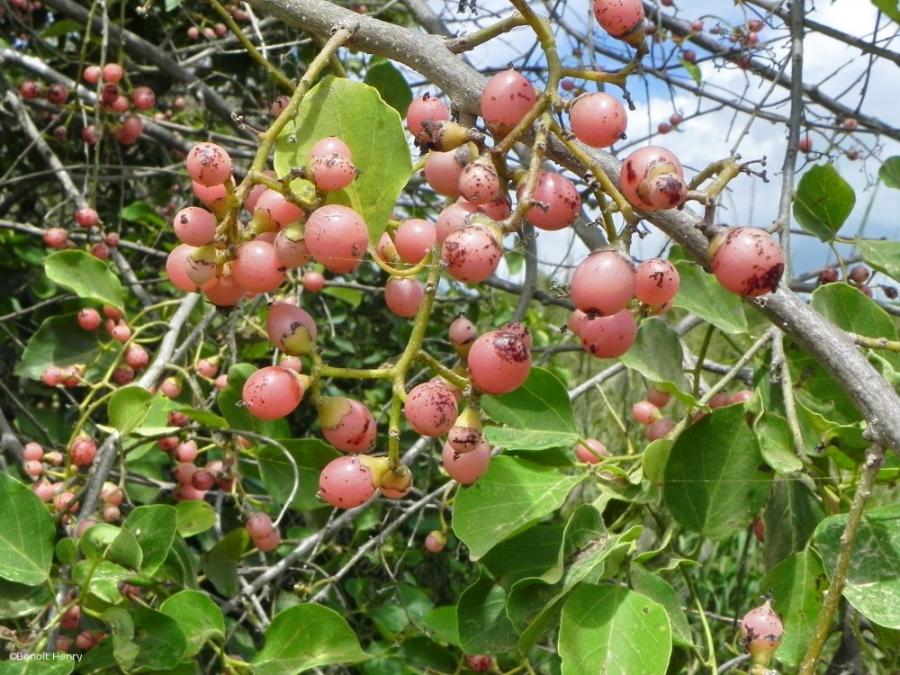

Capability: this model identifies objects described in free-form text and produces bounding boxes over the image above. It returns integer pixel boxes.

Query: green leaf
[558,584,672,675]
[257,438,340,510]
[160,590,225,657]
[664,406,772,539]
[0,662,73,675]
[0,474,55,585]
[811,282,900,369]
[71,560,131,604]
[121,200,165,228]
[108,387,153,435]
[0,579,52,619]
[203,528,248,597]
[871,1,900,24]
[763,479,824,571]
[321,286,364,308]
[422,606,460,646]
[481,368,577,450]
[175,500,217,537]
[793,164,856,242]
[173,407,228,429]
[80,524,143,570]
[274,76,412,243]
[456,572,518,654]
[252,604,368,673]
[481,524,565,585]
[44,249,124,309]
[857,239,900,281]
[124,505,177,574]
[682,60,702,85]
[113,606,188,672]
[14,314,104,380]
[363,60,413,116]
[41,18,83,38]
[619,318,689,395]
[755,413,804,474]
[629,565,692,647]
[813,501,900,628]
[452,456,584,559]
[217,364,290,438]
[672,260,748,334]
[763,550,827,667]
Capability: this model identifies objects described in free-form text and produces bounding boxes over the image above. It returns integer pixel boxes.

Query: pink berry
[468,329,531,395]
[19,81,40,99]
[731,390,753,404]
[196,358,218,378]
[43,227,69,249]
[634,258,680,306]
[480,69,538,136]
[110,322,131,343]
[620,146,685,211]
[304,205,369,274]
[175,440,199,463]
[101,482,123,506]
[310,136,352,160]
[710,227,785,297]
[404,382,458,436]
[191,470,215,491]
[186,142,232,187]
[41,367,64,387]
[406,94,450,142]
[569,92,628,147]
[320,398,377,453]
[33,481,54,502]
[567,309,589,337]
[161,377,182,399]
[424,149,466,197]
[113,366,135,385]
[192,180,230,213]
[83,65,102,84]
[77,308,101,331]
[478,196,512,221]
[442,441,491,485]
[266,302,318,355]
[203,275,244,307]
[740,600,783,660]
[124,344,148,370]
[579,310,638,359]
[74,207,99,228]
[524,171,581,231]
[449,315,477,350]
[214,374,229,389]
[436,200,477,243]
[131,86,155,110]
[274,226,311,268]
[458,158,501,205]
[647,386,671,408]
[245,512,274,538]
[593,0,645,39]
[242,366,304,420]
[173,462,196,485]
[575,438,608,464]
[798,135,813,153]
[61,606,81,630]
[102,63,124,83]
[173,206,217,246]
[254,529,282,552]
[23,442,44,461]
[645,417,675,441]
[166,244,199,292]
[279,355,302,372]
[442,225,502,284]
[303,271,325,293]
[384,277,425,318]
[632,400,661,425]
[318,455,376,508]
[47,83,70,106]
[70,437,97,467]
[424,530,447,553]
[24,460,43,477]
[91,243,110,260]
[232,240,285,293]
[395,219,437,264]
[309,153,356,192]
[570,251,635,316]
[54,491,79,514]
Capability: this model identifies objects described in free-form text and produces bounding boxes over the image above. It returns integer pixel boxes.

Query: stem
[445,13,528,54]
[799,446,885,674]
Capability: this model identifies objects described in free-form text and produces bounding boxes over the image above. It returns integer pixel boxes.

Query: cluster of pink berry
[186,3,249,40]
[244,512,282,552]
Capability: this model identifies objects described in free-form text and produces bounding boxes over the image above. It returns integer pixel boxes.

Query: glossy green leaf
[452,456,584,559]
[363,60,413,116]
[174,500,216,537]
[456,572,518,654]
[111,606,187,672]
[0,662,73,675]
[160,590,225,656]
[258,438,340,510]
[879,155,900,186]
[672,260,748,334]
[558,584,671,675]
[871,1,900,24]
[252,604,368,673]
[203,528,248,597]
[755,413,804,473]
[80,524,143,570]
[481,524,565,585]
[108,386,153,435]
[664,406,772,539]
[422,606,459,646]
[274,76,412,243]
[763,479,825,571]
[793,164,856,241]
[14,314,104,380]
[71,560,131,604]
[0,579,52,619]
[44,249,124,309]
[173,407,228,429]
[763,550,828,667]
[813,501,900,628]
[121,200,166,228]
[620,317,689,394]
[0,474,55,585]
[629,565,692,647]
[124,505,177,575]
[857,239,900,282]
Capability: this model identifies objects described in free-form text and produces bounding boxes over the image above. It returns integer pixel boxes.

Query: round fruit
[646,417,675,441]
[425,531,447,553]
[131,86,156,110]
[203,275,244,307]
[102,62,125,83]
[274,226,311,268]
[579,310,638,359]
[570,251,635,316]
[619,146,684,211]
[173,207,217,246]
[320,398,377,453]
[442,226,502,284]
[575,438,608,464]
[77,308,101,331]
[740,600,783,661]
[442,440,491,485]
[406,94,450,142]
[593,0,645,38]
[634,258,680,306]
[458,158,502,205]
[632,400,661,425]
[569,92,628,147]
[242,366,304,420]
[524,171,581,230]
[424,149,466,197]
[166,244,199,292]
[318,455,376,508]
[647,386,671,408]
[480,69,538,135]
[309,153,356,192]
[709,227,785,297]
[449,315,477,350]
[304,205,369,274]
[303,271,326,292]
[310,136,352,160]
[384,277,425,318]
[70,437,97,467]
[186,142,232,187]
[395,219,437,264]
[74,207,99,228]
[266,302,317,355]
[232,240,285,293]
[436,200,477,243]
[468,329,531,395]
[404,381,459,436]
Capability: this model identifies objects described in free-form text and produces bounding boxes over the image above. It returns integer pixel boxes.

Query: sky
[419,0,900,287]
